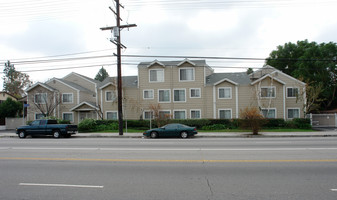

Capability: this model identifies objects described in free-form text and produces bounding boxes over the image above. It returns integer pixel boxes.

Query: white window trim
[286,87,299,98]
[173,109,187,119]
[158,89,171,103]
[159,110,171,119]
[261,108,277,118]
[179,67,195,82]
[287,108,300,119]
[260,86,276,98]
[218,87,232,99]
[62,112,74,122]
[105,90,115,102]
[62,93,73,104]
[34,93,47,104]
[143,110,154,120]
[190,109,201,119]
[173,88,186,103]
[149,69,164,83]
[190,88,201,98]
[143,89,154,100]
[218,109,232,119]
[106,111,118,120]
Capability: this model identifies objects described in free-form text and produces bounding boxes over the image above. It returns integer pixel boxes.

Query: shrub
[239,107,266,135]
[264,119,286,129]
[202,124,229,130]
[78,118,96,132]
[287,118,311,129]
[95,123,118,131]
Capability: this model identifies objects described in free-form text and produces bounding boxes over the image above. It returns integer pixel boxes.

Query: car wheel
[150,131,158,138]
[53,130,61,138]
[18,131,26,139]
[180,131,188,139]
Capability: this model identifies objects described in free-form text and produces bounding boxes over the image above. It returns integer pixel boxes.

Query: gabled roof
[250,65,306,86]
[138,59,208,68]
[177,59,196,67]
[46,78,95,94]
[63,72,100,85]
[250,74,286,85]
[26,82,56,92]
[70,101,98,111]
[206,72,251,86]
[213,78,238,86]
[60,79,95,94]
[146,60,165,68]
[99,76,138,89]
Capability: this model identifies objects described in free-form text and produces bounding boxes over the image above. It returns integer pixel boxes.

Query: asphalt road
[1,137,337,200]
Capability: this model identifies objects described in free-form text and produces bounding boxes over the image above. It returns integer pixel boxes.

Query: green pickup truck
[16,119,78,138]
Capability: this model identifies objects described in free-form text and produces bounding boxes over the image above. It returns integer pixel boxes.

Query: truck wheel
[18,131,26,139]
[53,130,61,138]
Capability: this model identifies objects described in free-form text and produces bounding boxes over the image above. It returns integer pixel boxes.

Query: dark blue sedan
[143,123,197,138]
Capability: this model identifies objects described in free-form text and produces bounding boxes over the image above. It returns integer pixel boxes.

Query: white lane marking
[331,189,337,191]
[3,147,337,151]
[19,183,103,188]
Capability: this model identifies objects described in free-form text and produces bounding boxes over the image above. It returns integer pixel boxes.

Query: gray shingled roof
[58,79,95,94]
[99,76,138,88]
[206,72,252,85]
[73,72,100,84]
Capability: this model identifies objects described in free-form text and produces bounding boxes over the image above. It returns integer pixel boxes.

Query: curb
[2,134,337,139]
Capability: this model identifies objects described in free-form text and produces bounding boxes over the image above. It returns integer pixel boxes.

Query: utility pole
[100,0,136,135]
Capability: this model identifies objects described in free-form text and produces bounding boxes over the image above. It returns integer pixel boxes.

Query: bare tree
[30,91,61,117]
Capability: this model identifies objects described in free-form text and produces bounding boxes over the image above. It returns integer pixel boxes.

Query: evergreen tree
[95,66,109,82]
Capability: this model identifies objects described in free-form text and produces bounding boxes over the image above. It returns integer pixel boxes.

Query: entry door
[79,111,94,122]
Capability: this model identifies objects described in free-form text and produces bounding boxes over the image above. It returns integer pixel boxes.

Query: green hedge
[78,118,312,132]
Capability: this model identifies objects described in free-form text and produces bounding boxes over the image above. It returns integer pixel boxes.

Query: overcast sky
[0,0,337,90]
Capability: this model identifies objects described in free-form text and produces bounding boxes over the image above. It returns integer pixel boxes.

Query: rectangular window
[158,89,170,103]
[35,113,44,120]
[180,68,194,81]
[106,91,115,102]
[62,93,73,103]
[34,93,47,104]
[174,110,186,119]
[190,110,201,119]
[219,87,231,99]
[288,108,300,119]
[261,109,276,118]
[149,69,164,82]
[174,89,186,102]
[219,109,232,119]
[144,111,154,120]
[143,90,154,99]
[159,111,171,119]
[63,113,73,122]
[106,111,118,120]
[261,87,275,98]
[190,88,201,98]
[287,88,299,98]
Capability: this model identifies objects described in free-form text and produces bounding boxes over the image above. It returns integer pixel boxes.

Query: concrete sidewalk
[1,130,337,138]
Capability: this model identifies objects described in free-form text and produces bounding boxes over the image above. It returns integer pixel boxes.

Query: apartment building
[25,59,306,124]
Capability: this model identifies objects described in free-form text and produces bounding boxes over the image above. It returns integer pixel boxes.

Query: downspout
[235,85,238,118]
[303,85,307,117]
[100,88,103,119]
[213,85,216,119]
[283,85,286,120]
